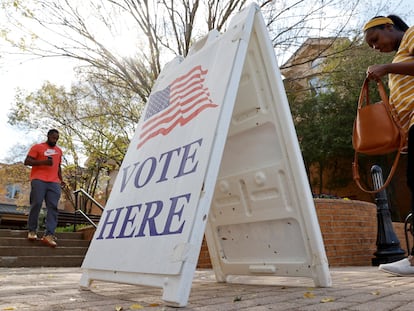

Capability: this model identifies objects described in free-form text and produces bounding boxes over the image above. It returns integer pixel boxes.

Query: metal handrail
[75,209,98,229]
[73,188,104,211]
[71,188,104,230]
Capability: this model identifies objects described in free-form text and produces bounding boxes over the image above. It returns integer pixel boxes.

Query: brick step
[0,229,92,267]
[0,237,90,247]
[0,256,85,267]
[0,229,84,240]
[0,246,88,256]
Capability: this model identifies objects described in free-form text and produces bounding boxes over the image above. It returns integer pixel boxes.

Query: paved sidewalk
[1,266,414,311]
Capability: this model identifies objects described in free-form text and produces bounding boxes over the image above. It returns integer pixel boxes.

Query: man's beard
[47,141,56,147]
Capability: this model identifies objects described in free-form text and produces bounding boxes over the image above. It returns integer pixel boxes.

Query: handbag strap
[357,78,369,109]
[352,78,406,193]
[358,77,390,109]
[353,145,402,194]
[373,78,406,141]
[377,79,406,138]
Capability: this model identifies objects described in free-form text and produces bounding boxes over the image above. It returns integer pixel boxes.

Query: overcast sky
[0,55,76,162]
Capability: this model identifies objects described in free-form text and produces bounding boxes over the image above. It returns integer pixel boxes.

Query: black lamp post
[371,165,406,266]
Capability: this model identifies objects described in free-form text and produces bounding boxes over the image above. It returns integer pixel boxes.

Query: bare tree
[4,0,406,99]
[1,0,249,100]
[2,1,381,87]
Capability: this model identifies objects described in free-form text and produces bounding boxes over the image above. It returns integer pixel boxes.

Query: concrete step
[0,237,90,247]
[0,229,84,240]
[0,246,88,256]
[0,255,85,267]
[0,229,91,268]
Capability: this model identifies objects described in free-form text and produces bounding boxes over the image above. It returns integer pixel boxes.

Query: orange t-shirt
[27,142,63,183]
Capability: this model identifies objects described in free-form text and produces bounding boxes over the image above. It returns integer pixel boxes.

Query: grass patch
[55,224,90,232]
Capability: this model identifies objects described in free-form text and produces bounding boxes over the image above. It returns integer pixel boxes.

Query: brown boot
[41,235,57,248]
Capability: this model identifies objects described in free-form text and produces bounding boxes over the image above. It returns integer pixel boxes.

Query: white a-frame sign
[80,4,331,307]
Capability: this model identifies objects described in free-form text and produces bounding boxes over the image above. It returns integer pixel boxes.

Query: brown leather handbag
[352,78,406,193]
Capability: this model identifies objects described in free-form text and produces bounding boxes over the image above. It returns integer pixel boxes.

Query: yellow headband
[363,17,394,32]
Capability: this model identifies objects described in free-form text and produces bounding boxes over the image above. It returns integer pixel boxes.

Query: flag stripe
[140,91,213,141]
[137,65,217,148]
[143,82,207,130]
[137,102,218,149]
[143,65,208,121]
[140,87,211,137]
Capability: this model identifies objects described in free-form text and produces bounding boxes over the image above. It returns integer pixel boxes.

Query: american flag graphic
[137,65,218,149]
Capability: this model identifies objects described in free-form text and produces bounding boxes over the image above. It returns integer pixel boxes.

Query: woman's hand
[366,64,388,80]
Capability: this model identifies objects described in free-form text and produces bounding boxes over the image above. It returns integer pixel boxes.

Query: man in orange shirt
[25,129,65,247]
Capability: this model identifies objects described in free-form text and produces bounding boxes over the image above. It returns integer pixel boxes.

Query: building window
[6,184,21,199]
[309,76,328,95]
[311,58,323,69]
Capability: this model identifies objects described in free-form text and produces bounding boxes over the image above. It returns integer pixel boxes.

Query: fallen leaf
[320,297,335,303]
[371,291,380,296]
[148,303,160,307]
[2,307,17,311]
[303,292,315,298]
[115,306,123,311]
[129,304,144,309]
[233,296,242,302]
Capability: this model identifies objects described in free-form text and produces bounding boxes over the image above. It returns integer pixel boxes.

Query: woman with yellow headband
[364,15,414,276]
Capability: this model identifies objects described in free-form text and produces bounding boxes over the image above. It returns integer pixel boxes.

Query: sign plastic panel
[80,4,331,307]
[204,8,331,287]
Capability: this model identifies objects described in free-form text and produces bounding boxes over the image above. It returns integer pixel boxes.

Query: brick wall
[314,198,377,266]
[197,237,212,269]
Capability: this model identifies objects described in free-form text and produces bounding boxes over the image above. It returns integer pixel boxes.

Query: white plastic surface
[204,7,331,287]
[80,4,331,308]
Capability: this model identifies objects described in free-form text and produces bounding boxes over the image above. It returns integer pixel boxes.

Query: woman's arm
[367,61,414,80]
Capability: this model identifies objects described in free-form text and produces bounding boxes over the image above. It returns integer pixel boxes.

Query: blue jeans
[27,179,61,236]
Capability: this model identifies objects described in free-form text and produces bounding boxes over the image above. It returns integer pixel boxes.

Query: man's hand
[46,156,53,166]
